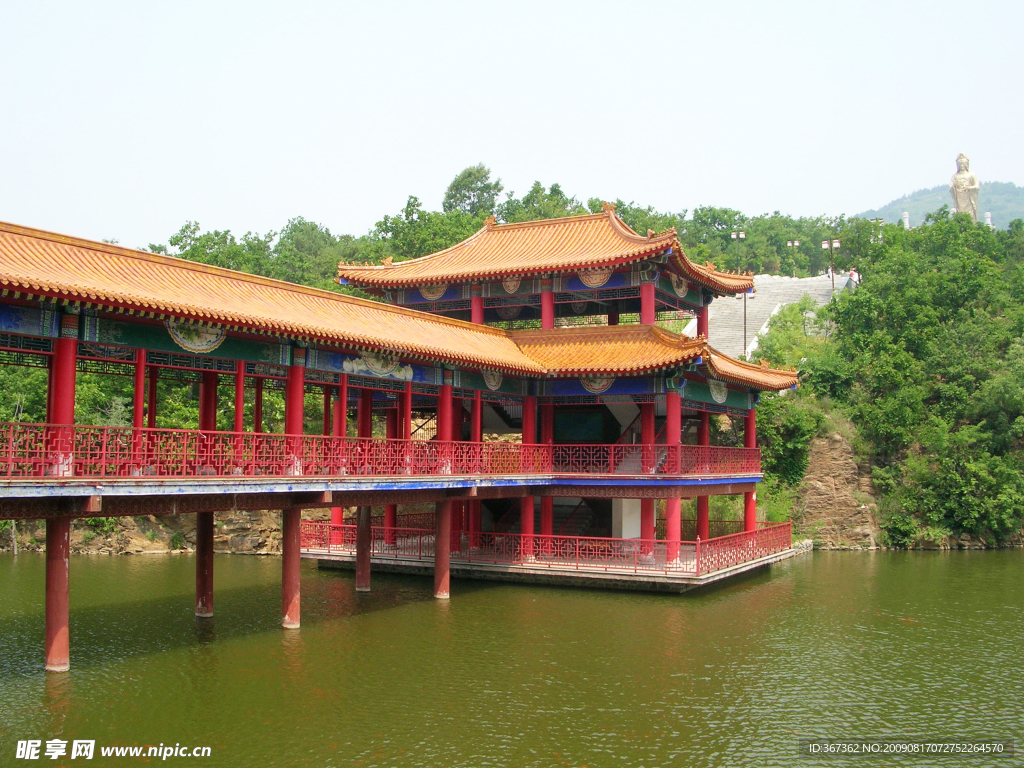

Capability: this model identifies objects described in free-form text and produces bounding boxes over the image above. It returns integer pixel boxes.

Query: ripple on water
[1,550,1022,767]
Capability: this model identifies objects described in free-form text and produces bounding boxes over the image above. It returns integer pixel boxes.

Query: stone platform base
[304,546,804,594]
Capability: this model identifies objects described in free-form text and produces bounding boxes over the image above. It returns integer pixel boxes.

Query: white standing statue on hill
[949,153,980,222]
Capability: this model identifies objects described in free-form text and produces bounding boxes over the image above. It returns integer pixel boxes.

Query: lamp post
[821,238,840,291]
[786,240,800,278]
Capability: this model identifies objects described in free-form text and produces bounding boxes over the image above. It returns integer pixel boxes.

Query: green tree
[496,182,587,223]
[373,196,481,260]
[443,164,504,217]
[587,198,686,236]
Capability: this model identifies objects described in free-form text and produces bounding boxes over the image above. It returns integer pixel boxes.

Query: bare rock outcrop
[797,432,880,549]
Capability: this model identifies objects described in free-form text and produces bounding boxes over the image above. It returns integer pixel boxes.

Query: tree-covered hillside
[857,181,1024,229]
[756,211,1024,545]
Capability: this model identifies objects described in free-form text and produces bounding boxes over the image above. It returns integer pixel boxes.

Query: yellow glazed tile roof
[702,352,799,390]
[510,324,705,375]
[337,204,753,295]
[0,221,544,374]
[0,220,791,389]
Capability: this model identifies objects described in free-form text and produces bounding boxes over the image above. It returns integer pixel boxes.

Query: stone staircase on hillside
[684,273,855,359]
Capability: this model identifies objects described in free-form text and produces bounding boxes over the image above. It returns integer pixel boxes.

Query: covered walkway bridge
[0,215,797,671]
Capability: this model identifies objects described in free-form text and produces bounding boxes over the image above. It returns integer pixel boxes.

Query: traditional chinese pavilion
[0,207,796,673]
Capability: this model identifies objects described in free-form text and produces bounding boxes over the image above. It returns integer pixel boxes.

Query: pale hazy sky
[2,0,1021,248]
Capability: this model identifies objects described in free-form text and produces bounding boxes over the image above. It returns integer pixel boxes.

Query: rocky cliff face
[797,432,881,549]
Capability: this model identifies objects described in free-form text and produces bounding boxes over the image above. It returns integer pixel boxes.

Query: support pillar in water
[282,508,301,629]
[45,517,71,673]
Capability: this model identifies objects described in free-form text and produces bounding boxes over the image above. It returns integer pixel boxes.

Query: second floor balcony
[0,422,761,482]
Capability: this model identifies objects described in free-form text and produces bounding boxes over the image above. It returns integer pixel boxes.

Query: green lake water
[0,550,1020,767]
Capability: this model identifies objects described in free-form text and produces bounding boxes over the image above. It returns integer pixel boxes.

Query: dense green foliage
[759,212,1024,545]
[157,217,378,294]
[756,392,826,486]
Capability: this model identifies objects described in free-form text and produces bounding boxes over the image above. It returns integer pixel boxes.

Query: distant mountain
[856,181,1024,229]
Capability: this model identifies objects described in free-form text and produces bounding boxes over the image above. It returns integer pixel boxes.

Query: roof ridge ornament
[601,201,616,214]
[484,215,496,228]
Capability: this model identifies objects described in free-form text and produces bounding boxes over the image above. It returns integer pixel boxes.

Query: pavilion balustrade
[0,422,761,480]
[299,520,791,577]
[656,517,744,541]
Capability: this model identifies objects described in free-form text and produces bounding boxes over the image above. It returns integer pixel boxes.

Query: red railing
[301,522,436,559]
[0,422,761,480]
[549,444,760,476]
[694,521,792,575]
[299,520,791,577]
[656,518,745,540]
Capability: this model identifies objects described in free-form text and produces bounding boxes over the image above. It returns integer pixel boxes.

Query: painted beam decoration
[0,303,60,338]
[79,313,292,365]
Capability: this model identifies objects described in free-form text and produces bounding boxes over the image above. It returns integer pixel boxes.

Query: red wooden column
[640,402,656,551]
[521,395,536,446]
[664,391,682,562]
[199,371,218,431]
[520,393,537,559]
[697,304,709,338]
[281,507,301,628]
[451,397,464,442]
[471,285,484,324]
[608,305,619,326]
[234,361,245,433]
[232,365,245,529]
[539,402,554,544]
[282,350,306,628]
[147,366,158,428]
[285,351,306,437]
[355,506,371,592]
[640,281,656,325]
[45,516,71,672]
[520,496,535,560]
[434,499,452,599]
[744,408,757,532]
[330,377,346,528]
[540,279,555,330]
[50,315,78,473]
[437,384,453,442]
[697,411,710,540]
[384,408,398,545]
[402,382,413,440]
[131,349,146,472]
[450,398,463,552]
[133,349,146,428]
[355,386,374,590]
[45,314,77,672]
[434,383,454,598]
[45,349,55,424]
[195,370,218,618]
[337,375,349,437]
[195,511,214,618]
[254,378,264,433]
[469,390,482,547]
